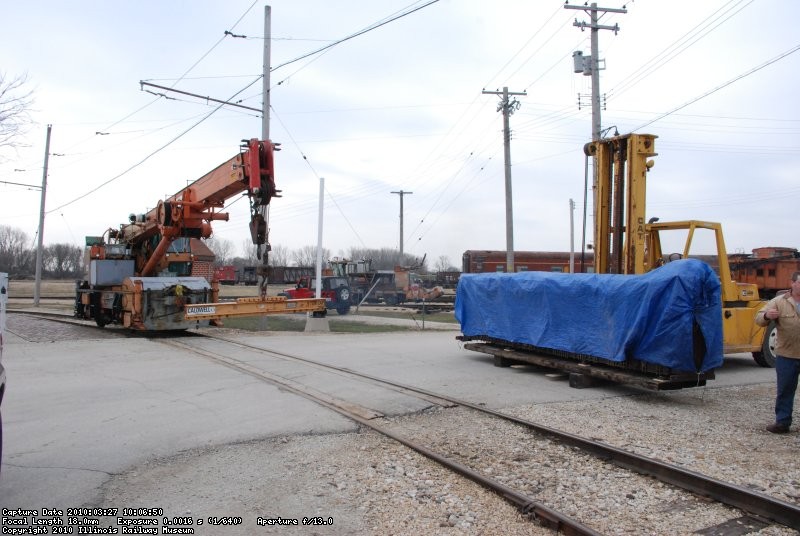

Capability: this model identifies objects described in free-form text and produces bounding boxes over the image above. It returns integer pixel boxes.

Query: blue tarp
[455,259,723,372]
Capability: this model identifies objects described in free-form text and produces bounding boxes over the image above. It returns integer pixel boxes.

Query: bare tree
[434,255,457,272]
[292,245,330,267]
[44,243,83,278]
[347,247,428,271]
[239,240,260,265]
[0,225,32,276]
[205,237,234,265]
[0,72,34,158]
[268,244,290,267]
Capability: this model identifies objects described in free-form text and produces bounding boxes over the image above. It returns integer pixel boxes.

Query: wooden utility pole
[482,87,526,273]
[390,190,413,260]
[34,124,52,307]
[565,2,626,140]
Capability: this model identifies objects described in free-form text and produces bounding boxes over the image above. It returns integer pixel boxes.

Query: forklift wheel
[752,322,777,368]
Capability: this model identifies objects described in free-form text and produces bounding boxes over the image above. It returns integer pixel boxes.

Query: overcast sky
[1,0,798,269]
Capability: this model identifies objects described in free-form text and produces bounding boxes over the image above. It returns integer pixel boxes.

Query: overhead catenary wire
[17,1,264,178]
[269,106,368,249]
[270,0,441,72]
[47,77,263,214]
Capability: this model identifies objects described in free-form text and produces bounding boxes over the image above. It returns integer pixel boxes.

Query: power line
[632,42,800,132]
[39,1,262,169]
[481,5,565,89]
[175,0,259,83]
[47,78,262,214]
[608,0,755,100]
[269,106,368,248]
[271,0,441,72]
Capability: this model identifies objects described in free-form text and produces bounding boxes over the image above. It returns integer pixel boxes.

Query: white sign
[186,305,216,316]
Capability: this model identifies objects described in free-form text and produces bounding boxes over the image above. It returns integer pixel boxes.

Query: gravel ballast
[99,383,799,535]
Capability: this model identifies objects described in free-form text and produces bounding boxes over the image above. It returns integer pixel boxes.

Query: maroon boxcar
[462,250,595,274]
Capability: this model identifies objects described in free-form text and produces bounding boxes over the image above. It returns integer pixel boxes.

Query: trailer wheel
[95,312,109,328]
[753,321,777,368]
[336,305,350,315]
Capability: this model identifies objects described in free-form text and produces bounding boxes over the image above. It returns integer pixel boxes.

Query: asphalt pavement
[0,312,777,527]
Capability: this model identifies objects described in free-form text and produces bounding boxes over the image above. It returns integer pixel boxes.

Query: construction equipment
[587,133,773,367]
[279,274,352,315]
[329,258,444,307]
[74,139,325,330]
[458,132,775,390]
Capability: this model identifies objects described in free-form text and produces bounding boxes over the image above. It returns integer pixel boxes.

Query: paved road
[0,312,777,531]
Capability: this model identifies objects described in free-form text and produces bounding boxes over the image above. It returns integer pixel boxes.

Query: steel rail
[200,332,800,530]
[161,337,600,536]
[12,312,800,530]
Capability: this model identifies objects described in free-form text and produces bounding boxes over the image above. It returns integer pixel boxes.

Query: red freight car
[213,265,237,285]
[462,250,595,274]
[729,247,800,299]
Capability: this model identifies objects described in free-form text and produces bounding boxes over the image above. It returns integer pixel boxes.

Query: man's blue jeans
[775,355,800,426]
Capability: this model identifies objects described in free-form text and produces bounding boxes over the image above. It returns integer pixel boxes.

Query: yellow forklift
[586,133,775,367]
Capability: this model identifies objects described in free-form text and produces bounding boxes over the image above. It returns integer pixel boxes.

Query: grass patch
[221,315,414,333]
[351,310,458,324]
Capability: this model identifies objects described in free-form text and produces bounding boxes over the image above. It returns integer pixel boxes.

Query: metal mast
[391,190,413,260]
[34,124,52,307]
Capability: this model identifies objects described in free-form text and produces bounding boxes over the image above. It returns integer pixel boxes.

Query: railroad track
[10,310,800,533]
[159,331,800,534]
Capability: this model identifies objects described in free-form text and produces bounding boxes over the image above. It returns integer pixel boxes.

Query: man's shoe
[766,422,790,434]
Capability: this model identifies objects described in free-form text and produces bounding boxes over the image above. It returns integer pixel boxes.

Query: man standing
[756,271,800,433]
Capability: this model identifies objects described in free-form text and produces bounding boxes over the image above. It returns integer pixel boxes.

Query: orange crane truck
[74,139,325,330]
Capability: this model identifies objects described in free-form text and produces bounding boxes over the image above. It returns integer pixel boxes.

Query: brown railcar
[729,247,800,299]
[462,250,595,274]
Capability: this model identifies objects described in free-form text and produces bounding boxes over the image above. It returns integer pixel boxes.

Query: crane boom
[75,138,326,330]
[112,139,279,276]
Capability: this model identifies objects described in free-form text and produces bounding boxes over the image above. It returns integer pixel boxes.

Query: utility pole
[262,5,271,140]
[482,87,526,273]
[390,190,412,261]
[34,124,52,307]
[569,198,575,274]
[258,5,272,303]
[566,2,626,140]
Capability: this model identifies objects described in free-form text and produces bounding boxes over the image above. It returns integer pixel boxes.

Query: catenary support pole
[262,5,271,140]
[569,199,575,274]
[390,190,413,261]
[34,124,52,307]
[315,177,324,298]
[306,177,330,332]
[258,5,272,306]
